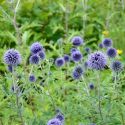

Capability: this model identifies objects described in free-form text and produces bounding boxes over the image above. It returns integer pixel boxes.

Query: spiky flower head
[29,74,36,82]
[106,48,117,58]
[72,66,83,79]
[85,47,90,53]
[55,57,65,67]
[56,113,64,122]
[47,118,61,125]
[30,42,43,54]
[63,54,70,62]
[71,51,83,62]
[4,49,21,66]
[89,83,94,90]
[39,51,45,60]
[98,43,103,49]
[71,36,83,46]
[110,61,123,73]
[29,54,39,64]
[70,48,78,53]
[87,51,107,70]
[102,38,112,48]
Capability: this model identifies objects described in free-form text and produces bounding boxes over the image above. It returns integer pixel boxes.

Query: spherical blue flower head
[111,61,123,73]
[56,113,64,122]
[70,48,78,53]
[29,74,36,82]
[85,47,90,53]
[98,43,103,49]
[89,83,94,90]
[4,49,21,66]
[72,66,83,79]
[107,48,117,58]
[63,54,70,62]
[87,51,107,70]
[47,118,61,125]
[55,57,65,67]
[29,54,39,64]
[30,42,43,54]
[102,38,112,48]
[39,51,45,60]
[71,51,83,62]
[71,36,83,46]
[7,65,13,72]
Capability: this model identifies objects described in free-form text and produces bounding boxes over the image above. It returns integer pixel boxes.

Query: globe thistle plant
[4,49,21,66]
[29,54,39,64]
[98,43,103,49]
[55,57,65,67]
[70,48,78,53]
[89,83,94,90]
[102,38,112,48]
[39,51,45,60]
[47,118,61,125]
[72,66,83,79]
[110,61,123,73]
[106,48,117,58]
[71,51,83,62]
[29,74,36,82]
[71,36,83,46]
[87,51,107,70]
[56,113,64,123]
[85,47,90,53]
[30,42,43,54]
[63,54,70,62]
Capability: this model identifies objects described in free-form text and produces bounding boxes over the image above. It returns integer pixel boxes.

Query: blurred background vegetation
[0,0,125,47]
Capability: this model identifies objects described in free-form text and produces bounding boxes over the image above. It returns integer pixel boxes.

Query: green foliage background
[0,0,125,125]
[0,0,125,47]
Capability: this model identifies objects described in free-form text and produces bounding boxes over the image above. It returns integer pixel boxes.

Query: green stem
[16,92,24,125]
[13,0,22,45]
[96,71,103,121]
[29,65,34,75]
[12,70,25,125]
[82,76,90,96]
